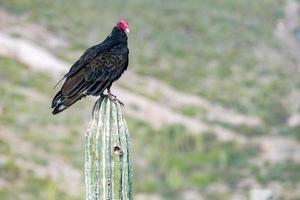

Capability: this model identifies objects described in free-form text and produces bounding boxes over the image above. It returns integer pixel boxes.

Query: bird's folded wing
[61,52,127,97]
[65,39,116,77]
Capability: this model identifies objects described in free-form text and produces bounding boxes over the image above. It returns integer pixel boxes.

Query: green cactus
[85,97,132,200]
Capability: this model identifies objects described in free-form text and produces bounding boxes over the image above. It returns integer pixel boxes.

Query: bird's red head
[116,19,129,33]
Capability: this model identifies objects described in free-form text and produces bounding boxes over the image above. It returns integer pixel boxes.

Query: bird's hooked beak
[125,28,130,33]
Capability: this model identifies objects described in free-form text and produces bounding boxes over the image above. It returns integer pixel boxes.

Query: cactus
[85,96,132,200]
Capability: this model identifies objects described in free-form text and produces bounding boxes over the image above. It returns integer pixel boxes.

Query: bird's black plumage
[52,26,129,114]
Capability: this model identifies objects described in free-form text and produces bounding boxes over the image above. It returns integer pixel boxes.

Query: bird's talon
[116,99,124,107]
[107,95,124,107]
[107,94,115,101]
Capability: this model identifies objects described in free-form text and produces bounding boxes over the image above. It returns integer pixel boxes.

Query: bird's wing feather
[65,39,116,77]
[61,50,128,97]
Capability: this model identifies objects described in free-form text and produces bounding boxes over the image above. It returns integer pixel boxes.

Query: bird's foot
[107,88,124,106]
[107,94,124,107]
[115,98,124,107]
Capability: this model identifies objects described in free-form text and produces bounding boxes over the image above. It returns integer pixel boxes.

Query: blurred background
[0,0,300,199]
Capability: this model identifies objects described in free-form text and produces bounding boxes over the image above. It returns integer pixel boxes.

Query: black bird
[52,19,129,114]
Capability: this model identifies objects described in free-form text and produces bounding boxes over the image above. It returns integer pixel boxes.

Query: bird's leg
[107,88,124,107]
[107,87,116,98]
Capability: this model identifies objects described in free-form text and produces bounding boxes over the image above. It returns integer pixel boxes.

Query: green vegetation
[177,105,207,117]
[0,57,86,199]
[0,0,294,127]
[256,161,300,185]
[128,121,258,199]
[1,56,298,199]
[0,0,300,199]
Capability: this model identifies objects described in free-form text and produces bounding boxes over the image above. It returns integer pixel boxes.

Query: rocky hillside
[0,0,300,199]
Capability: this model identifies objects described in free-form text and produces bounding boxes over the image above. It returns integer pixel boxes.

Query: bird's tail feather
[52,91,85,115]
[52,91,64,108]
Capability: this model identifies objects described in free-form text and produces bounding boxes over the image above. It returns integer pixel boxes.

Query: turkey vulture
[51,19,129,114]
